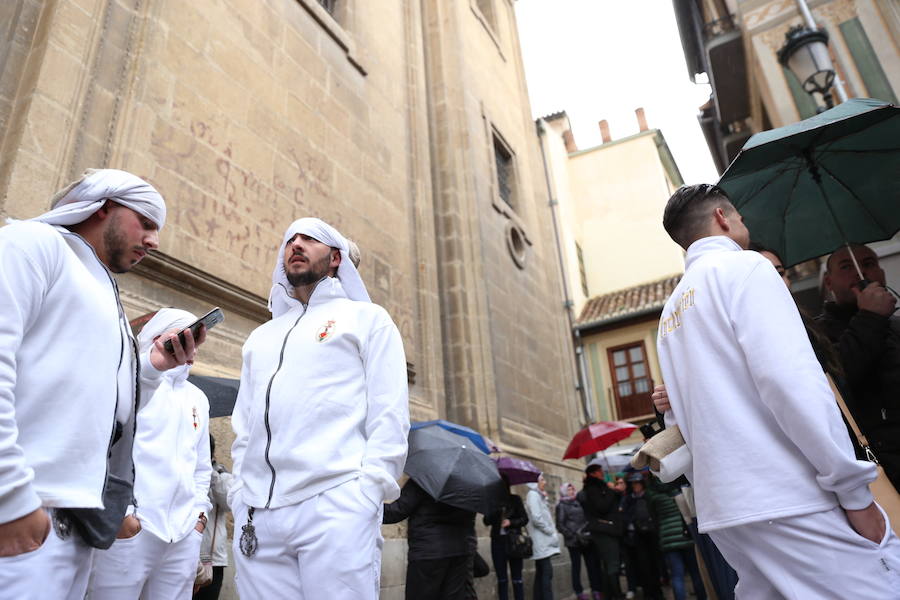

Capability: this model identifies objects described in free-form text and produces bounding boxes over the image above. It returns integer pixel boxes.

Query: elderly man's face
[825,246,885,306]
[102,204,159,273]
[283,233,339,288]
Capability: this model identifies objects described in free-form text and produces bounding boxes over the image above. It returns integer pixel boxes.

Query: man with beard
[0,169,201,599]
[229,218,409,599]
[817,244,900,489]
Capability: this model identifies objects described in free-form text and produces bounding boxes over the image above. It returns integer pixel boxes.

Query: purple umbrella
[494,457,541,485]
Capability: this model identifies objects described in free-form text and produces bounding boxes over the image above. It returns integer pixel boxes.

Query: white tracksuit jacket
[230,277,409,510]
[130,363,212,542]
[0,221,136,523]
[657,236,875,532]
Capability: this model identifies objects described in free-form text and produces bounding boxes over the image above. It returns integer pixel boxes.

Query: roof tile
[577,274,682,328]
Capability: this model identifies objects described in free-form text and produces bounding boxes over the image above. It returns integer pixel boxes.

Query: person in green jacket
[646,479,706,600]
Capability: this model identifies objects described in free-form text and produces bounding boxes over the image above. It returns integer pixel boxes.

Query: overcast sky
[515,0,720,185]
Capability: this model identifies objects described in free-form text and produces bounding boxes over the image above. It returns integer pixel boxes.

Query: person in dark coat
[620,472,664,600]
[646,478,706,600]
[483,475,529,600]
[383,479,476,600]
[817,244,900,489]
[578,464,624,600]
[556,482,601,600]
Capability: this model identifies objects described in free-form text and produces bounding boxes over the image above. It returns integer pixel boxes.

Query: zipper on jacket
[262,311,307,508]
[80,231,140,516]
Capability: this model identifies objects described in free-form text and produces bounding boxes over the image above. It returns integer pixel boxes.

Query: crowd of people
[0,166,897,600]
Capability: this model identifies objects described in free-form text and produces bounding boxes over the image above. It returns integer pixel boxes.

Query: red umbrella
[563,421,638,460]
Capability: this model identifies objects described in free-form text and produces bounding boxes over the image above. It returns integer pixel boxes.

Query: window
[576,241,588,297]
[316,0,336,14]
[607,342,653,419]
[493,133,515,209]
[475,0,497,32]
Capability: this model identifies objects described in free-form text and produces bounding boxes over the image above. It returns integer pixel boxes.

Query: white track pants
[0,514,93,600]
[708,504,900,599]
[233,477,383,599]
[88,526,203,599]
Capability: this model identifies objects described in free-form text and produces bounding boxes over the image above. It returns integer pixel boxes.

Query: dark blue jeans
[491,537,524,600]
[533,556,553,600]
[665,548,707,600]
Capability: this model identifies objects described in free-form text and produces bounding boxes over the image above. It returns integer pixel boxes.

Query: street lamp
[777,25,836,111]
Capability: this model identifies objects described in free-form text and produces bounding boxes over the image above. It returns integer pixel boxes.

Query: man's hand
[116,514,141,539]
[651,384,671,413]
[0,508,51,557]
[194,520,206,534]
[845,502,885,544]
[501,519,511,528]
[149,325,206,371]
[854,283,897,317]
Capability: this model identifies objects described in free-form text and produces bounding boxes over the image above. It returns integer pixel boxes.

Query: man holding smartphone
[89,308,212,599]
[229,217,409,599]
[0,169,202,599]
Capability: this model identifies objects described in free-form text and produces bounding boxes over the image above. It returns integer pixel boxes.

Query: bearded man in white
[657,183,900,598]
[230,218,410,598]
[89,308,212,599]
[0,169,201,600]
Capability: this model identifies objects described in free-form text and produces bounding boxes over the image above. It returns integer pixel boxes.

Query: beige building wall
[567,132,684,298]
[0,0,583,597]
[736,0,899,129]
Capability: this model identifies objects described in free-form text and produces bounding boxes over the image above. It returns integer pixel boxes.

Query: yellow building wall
[567,133,685,298]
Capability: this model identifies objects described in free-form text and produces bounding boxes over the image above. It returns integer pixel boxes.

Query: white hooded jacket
[524,484,561,561]
[230,276,409,511]
[129,309,212,542]
[657,236,875,532]
[0,221,137,523]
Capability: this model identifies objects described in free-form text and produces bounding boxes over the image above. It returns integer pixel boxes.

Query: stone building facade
[0,0,583,597]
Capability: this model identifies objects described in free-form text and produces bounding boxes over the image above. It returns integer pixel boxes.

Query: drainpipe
[535,119,594,424]
[794,0,848,102]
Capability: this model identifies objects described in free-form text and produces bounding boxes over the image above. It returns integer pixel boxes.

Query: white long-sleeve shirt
[130,363,212,542]
[230,277,409,510]
[657,236,875,532]
[0,222,136,523]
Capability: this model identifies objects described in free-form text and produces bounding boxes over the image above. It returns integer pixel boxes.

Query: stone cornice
[131,252,269,323]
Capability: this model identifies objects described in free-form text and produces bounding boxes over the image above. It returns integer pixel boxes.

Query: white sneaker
[625,592,635,599]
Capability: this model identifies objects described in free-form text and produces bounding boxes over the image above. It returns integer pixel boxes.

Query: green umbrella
[718,98,900,273]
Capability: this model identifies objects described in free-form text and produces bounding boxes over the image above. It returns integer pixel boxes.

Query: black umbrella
[188,375,240,418]
[404,426,506,515]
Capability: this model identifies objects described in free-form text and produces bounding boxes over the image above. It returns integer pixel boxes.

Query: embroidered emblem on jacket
[317,320,336,343]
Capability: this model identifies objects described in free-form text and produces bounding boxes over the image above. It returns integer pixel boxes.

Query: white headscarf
[268,217,370,318]
[29,168,166,229]
[137,308,197,355]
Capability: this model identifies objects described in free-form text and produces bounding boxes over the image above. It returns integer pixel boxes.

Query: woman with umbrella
[483,475,529,600]
[524,474,560,600]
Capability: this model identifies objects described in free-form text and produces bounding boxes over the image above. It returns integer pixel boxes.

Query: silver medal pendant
[51,510,72,540]
[239,507,258,557]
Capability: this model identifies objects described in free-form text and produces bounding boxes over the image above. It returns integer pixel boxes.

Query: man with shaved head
[818,243,900,489]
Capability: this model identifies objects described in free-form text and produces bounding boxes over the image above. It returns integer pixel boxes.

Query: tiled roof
[576,274,682,329]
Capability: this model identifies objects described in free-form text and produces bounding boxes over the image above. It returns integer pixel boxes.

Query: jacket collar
[684,235,743,271]
[822,300,857,322]
[302,276,349,309]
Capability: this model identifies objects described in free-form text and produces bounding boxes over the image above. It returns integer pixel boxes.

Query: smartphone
[162,307,224,354]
